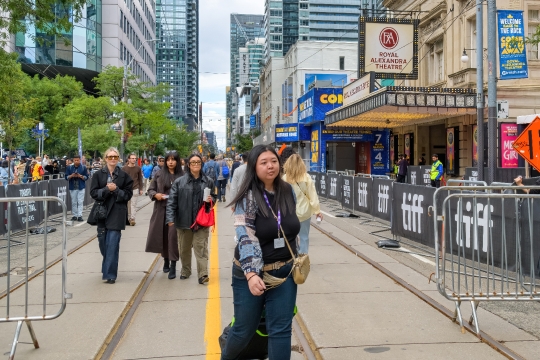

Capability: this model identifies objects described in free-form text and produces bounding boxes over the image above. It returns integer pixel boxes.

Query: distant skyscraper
[156,0,199,130]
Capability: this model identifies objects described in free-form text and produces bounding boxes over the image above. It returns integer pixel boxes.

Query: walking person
[216,154,229,202]
[397,154,408,183]
[231,155,241,180]
[151,155,165,179]
[430,154,444,188]
[203,153,219,184]
[229,152,248,204]
[87,147,133,284]
[122,153,143,226]
[32,156,44,182]
[146,151,183,279]
[141,158,153,194]
[166,154,216,284]
[221,145,300,360]
[283,154,322,254]
[0,160,14,187]
[65,154,89,221]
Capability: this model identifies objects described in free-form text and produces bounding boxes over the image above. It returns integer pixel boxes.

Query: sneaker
[180,275,188,280]
[222,196,226,202]
[71,216,77,221]
[198,275,209,284]
[77,217,84,222]
[105,279,116,284]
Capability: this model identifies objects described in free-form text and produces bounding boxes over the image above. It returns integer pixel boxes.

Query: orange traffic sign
[513,116,540,172]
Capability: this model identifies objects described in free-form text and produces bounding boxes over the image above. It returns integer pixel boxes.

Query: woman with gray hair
[87,147,133,284]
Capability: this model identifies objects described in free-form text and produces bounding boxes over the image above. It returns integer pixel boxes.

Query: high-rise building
[14,0,157,91]
[265,0,387,60]
[227,14,264,146]
[156,0,199,130]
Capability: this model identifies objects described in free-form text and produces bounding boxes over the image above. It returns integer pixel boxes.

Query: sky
[198,0,264,151]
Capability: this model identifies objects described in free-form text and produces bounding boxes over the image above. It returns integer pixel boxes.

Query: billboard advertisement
[497,10,528,80]
[500,123,519,168]
[298,88,344,125]
[359,17,419,80]
[275,124,299,142]
[446,127,456,175]
[404,134,411,158]
[371,130,390,175]
[305,73,348,90]
[310,121,323,172]
[239,48,249,85]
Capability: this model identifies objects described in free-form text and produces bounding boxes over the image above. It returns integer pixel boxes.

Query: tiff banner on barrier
[48,179,72,216]
[318,173,328,198]
[391,183,435,246]
[341,176,354,211]
[6,182,41,232]
[408,166,432,186]
[327,174,341,202]
[308,172,319,195]
[354,177,372,214]
[370,179,393,221]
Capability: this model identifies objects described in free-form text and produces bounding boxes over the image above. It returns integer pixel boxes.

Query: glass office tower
[156,0,198,129]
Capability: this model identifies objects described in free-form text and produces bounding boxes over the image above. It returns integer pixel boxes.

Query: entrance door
[356,141,371,174]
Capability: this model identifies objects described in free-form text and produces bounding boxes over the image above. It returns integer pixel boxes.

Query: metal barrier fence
[1,196,71,359]
[432,185,540,334]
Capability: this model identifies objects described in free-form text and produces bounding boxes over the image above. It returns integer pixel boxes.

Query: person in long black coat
[87,147,133,284]
[145,151,184,279]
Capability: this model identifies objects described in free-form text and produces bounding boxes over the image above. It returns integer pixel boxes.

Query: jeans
[217,179,228,200]
[221,263,297,360]
[397,174,406,183]
[70,189,85,217]
[298,219,311,254]
[97,228,122,280]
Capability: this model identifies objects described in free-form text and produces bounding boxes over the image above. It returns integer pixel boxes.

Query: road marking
[205,205,221,359]
[400,246,436,266]
[320,210,336,218]
[75,221,86,227]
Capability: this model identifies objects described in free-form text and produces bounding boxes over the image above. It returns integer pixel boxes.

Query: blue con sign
[298,88,343,125]
[275,124,299,142]
[497,10,528,80]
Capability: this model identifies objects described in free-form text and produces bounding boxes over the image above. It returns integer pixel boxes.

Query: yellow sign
[311,129,319,163]
[319,93,343,105]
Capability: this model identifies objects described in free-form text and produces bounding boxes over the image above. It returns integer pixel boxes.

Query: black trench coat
[145,170,181,260]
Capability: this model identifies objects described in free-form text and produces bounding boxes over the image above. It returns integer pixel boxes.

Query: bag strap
[295,182,309,199]
[267,206,296,261]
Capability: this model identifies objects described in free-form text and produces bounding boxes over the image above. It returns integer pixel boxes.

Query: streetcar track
[312,222,524,360]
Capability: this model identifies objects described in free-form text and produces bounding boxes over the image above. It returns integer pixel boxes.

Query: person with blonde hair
[282,154,322,254]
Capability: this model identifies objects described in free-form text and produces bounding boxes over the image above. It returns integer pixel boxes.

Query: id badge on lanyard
[263,193,284,249]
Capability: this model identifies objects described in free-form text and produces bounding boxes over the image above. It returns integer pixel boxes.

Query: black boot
[168,261,177,280]
[163,258,170,273]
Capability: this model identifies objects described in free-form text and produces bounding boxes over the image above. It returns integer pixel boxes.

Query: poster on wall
[500,123,519,168]
[275,124,299,142]
[298,88,344,125]
[310,122,322,172]
[389,135,395,166]
[472,125,478,167]
[497,10,528,80]
[446,128,456,175]
[404,134,411,158]
[371,130,390,175]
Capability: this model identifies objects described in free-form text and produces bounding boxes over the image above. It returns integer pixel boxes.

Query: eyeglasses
[107,156,119,160]
[190,161,202,165]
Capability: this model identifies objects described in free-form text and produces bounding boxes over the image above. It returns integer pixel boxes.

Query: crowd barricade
[408,166,433,186]
[431,185,540,334]
[1,196,71,358]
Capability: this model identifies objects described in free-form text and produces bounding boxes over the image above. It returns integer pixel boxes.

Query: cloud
[198,0,265,150]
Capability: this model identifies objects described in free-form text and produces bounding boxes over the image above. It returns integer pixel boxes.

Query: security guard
[430,154,444,188]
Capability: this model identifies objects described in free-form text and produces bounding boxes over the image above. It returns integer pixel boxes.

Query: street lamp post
[121,39,158,161]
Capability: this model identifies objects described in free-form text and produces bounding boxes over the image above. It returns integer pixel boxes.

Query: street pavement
[1,195,538,359]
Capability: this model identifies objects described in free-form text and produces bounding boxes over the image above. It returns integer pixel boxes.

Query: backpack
[221,161,229,178]
[205,161,217,180]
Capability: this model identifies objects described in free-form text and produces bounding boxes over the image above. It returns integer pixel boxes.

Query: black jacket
[166,172,217,229]
[87,167,133,230]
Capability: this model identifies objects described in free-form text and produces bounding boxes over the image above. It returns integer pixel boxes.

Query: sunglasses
[107,155,119,160]
[190,161,202,165]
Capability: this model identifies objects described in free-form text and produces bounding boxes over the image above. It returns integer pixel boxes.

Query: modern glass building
[15,1,103,90]
[156,0,199,130]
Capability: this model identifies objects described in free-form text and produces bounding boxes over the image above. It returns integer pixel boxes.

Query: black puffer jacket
[166,172,217,229]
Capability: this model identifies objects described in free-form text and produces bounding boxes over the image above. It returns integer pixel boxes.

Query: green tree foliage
[0,0,87,44]
[234,133,254,153]
[162,126,200,158]
[0,51,36,154]
[526,25,540,49]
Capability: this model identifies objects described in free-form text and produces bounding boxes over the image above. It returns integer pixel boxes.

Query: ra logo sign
[380,27,399,50]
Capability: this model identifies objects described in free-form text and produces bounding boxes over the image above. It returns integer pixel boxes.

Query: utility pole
[487,0,497,184]
[121,59,128,162]
[476,0,484,181]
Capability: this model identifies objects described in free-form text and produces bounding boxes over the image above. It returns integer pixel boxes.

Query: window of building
[339,56,345,70]
[300,3,308,9]
[300,19,309,26]
[428,39,444,84]
[528,10,539,60]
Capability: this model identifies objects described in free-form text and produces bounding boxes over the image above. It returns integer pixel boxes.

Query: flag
[78,128,83,159]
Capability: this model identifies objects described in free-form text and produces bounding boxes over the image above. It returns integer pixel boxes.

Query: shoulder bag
[91,173,109,221]
[191,200,215,229]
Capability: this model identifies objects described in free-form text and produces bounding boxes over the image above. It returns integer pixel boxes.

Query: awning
[324,87,477,128]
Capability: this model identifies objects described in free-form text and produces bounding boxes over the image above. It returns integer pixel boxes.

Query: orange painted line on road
[205,205,221,359]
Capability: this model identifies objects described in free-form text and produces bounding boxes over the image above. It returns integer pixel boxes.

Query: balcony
[448,68,478,89]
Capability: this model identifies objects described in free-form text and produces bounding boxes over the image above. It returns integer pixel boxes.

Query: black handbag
[92,201,108,220]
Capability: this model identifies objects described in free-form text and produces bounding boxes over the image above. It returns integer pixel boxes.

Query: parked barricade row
[1,196,71,359]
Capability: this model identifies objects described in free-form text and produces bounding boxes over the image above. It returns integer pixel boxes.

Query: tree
[162,126,200,158]
[234,133,254,153]
[0,51,36,155]
[0,0,87,44]
[526,25,540,52]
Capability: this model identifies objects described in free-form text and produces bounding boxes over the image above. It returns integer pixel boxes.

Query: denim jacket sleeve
[234,190,263,275]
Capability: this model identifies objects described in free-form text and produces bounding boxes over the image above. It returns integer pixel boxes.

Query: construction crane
[232,14,250,46]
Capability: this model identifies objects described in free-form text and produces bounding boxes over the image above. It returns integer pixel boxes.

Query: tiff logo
[343,179,351,204]
[402,193,424,233]
[358,182,368,207]
[377,185,389,213]
[57,186,67,204]
[410,171,416,185]
[330,177,337,196]
[454,201,494,252]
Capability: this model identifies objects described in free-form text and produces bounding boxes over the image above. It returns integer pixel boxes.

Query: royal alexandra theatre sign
[358,17,419,80]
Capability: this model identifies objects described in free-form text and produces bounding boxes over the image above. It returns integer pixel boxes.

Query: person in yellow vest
[430,154,444,188]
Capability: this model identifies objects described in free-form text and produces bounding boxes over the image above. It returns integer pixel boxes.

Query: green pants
[177,227,210,278]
